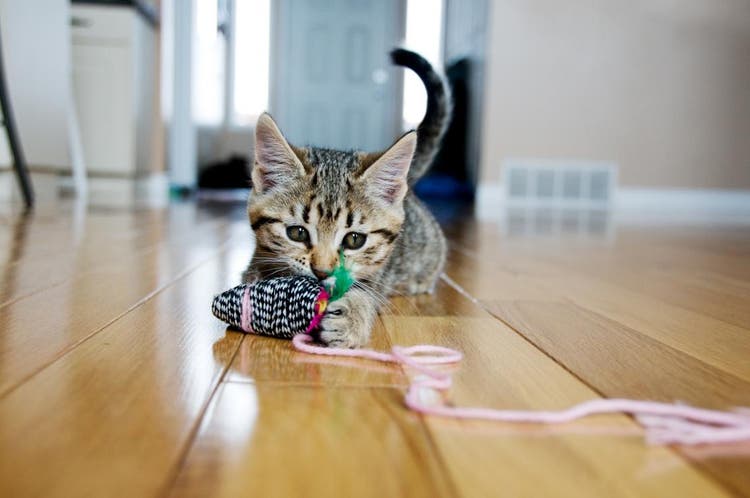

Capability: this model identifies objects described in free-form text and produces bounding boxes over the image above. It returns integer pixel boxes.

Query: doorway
[271,0,405,152]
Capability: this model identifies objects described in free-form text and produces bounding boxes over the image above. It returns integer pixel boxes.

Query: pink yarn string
[291,334,750,446]
[241,287,253,333]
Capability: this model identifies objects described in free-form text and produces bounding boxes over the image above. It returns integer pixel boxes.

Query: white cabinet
[71,4,156,177]
[0,0,72,171]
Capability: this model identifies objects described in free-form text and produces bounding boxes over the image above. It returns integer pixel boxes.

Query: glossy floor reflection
[0,198,749,497]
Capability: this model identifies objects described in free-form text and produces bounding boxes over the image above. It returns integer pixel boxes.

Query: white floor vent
[503,160,617,206]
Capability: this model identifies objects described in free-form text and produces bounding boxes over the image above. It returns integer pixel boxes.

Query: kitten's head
[248,113,415,282]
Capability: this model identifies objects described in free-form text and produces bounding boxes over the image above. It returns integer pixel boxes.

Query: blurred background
[0,0,748,219]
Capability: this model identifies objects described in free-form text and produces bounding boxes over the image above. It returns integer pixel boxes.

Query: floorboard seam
[377,314,461,498]
[413,408,462,498]
[0,239,237,400]
[0,276,68,310]
[0,217,228,312]
[524,245,750,332]
[441,262,739,496]
[440,272,614,412]
[158,333,245,498]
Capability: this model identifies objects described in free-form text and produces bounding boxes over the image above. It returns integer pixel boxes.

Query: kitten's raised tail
[390,48,452,186]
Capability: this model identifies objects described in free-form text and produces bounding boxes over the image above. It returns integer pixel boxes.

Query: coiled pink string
[292,334,750,446]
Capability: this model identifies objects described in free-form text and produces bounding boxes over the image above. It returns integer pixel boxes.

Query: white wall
[0,0,72,171]
[480,0,750,189]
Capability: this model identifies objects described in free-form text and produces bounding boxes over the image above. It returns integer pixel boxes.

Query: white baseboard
[615,188,750,212]
[615,188,750,224]
[1,171,169,207]
[60,173,169,206]
[0,170,59,203]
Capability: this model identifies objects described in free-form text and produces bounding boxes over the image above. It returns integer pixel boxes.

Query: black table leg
[0,26,34,209]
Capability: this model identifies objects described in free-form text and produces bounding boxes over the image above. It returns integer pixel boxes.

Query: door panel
[273,0,404,152]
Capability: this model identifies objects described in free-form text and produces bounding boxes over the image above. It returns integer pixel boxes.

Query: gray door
[271,0,404,152]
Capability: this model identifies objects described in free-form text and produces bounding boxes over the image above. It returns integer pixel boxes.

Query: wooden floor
[1,199,749,497]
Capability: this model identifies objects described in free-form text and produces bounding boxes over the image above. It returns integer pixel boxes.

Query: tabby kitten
[244,49,451,347]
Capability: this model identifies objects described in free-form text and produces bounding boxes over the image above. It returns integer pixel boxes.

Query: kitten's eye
[286,226,309,243]
[342,232,367,250]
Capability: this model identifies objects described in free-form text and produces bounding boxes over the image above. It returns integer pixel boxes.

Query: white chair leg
[67,92,87,198]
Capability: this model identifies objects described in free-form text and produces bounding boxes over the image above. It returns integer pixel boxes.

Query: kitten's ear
[359,132,416,204]
[252,113,306,194]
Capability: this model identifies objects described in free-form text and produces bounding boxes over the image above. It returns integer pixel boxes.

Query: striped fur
[390,48,452,185]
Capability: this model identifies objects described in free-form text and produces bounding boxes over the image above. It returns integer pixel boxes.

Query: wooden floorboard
[384,281,729,498]
[0,244,248,498]
[0,207,163,267]
[537,246,750,329]
[169,383,454,498]
[441,220,750,495]
[170,278,728,498]
[445,246,750,383]
[0,209,227,308]
[1,201,748,497]
[0,212,246,397]
[222,319,406,387]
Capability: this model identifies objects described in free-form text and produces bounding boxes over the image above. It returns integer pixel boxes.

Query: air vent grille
[503,160,617,206]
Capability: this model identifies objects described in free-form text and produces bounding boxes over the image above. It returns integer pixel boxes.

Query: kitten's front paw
[318,295,371,348]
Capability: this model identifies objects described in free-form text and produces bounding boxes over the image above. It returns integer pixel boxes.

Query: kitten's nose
[312,268,329,280]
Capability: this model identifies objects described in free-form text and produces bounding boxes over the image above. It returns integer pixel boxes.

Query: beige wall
[480,0,750,189]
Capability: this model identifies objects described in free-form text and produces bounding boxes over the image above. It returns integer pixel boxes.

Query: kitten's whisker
[251,257,290,265]
[356,280,422,317]
[352,281,399,316]
[352,280,384,300]
[357,282,392,305]
[262,267,295,279]
[387,293,422,316]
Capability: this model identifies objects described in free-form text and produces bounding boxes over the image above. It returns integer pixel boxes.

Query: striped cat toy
[211,257,353,338]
